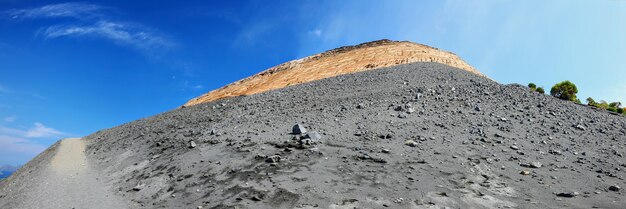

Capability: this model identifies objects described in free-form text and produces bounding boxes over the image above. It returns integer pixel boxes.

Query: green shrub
[617,108,624,114]
[586,97,597,106]
[550,81,578,101]
[528,83,537,90]
[536,87,545,94]
[607,107,617,112]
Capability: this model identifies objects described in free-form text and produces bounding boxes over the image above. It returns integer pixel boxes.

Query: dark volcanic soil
[2,62,626,209]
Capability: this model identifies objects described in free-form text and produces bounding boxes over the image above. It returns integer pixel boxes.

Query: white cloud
[0,122,66,138]
[0,135,47,165]
[25,122,65,138]
[3,116,17,123]
[0,122,67,165]
[42,20,175,51]
[309,29,323,38]
[6,2,104,20]
[5,3,175,54]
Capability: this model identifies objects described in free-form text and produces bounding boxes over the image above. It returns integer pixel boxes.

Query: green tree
[528,83,537,91]
[609,102,621,108]
[550,81,578,101]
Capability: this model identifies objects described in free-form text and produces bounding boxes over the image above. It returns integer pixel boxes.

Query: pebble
[510,145,520,150]
[608,185,620,192]
[292,124,307,134]
[556,192,578,198]
[405,140,418,147]
[265,155,281,163]
[573,124,586,131]
[305,131,322,141]
[189,141,197,148]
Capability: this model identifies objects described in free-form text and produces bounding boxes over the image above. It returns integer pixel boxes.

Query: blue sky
[0,0,625,166]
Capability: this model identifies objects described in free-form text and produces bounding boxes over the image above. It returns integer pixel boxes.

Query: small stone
[265,155,281,163]
[356,103,366,109]
[132,183,145,191]
[573,124,586,131]
[305,131,322,141]
[608,185,621,192]
[415,93,422,101]
[556,192,578,198]
[510,145,519,150]
[475,106,481,111]
[398,113,408,118]
[292,124,307,134]
[381,149,391,154]
[405,140,418,147]
[520,170,530,175]
[530,162,543,168]
[251,195,263,201]
[189,141,197,148]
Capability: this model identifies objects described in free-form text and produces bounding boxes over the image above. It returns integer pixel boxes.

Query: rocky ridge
[183,39,484,107]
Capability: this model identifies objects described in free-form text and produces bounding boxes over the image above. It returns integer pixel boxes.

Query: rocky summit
[183,39,484,107]
[1,40,625,209]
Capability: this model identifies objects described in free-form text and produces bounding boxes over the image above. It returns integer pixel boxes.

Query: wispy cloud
[309,29,323,38]
[25,122,65,138]
[3,116,17,123]
[5,2,174,53]
[0,122,67,165]
[42,21,175,51]
[6,2,104,20]
[0,122,66,139]
[0,135,47,165]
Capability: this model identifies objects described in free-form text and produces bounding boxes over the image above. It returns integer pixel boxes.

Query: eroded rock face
[183,39,484,107]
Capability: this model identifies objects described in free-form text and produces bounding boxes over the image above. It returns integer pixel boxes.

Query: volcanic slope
[3,62,625,208]
[183,39,484,107]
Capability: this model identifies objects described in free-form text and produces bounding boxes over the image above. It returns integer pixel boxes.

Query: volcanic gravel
[2,62,626,209]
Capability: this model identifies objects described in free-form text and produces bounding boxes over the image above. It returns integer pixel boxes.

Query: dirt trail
[50,138,87,174]
[9,138,129,209]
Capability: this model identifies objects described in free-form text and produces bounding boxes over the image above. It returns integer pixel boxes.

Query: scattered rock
[510,145,519,150]
[556,192,579,198]
[305,131,322,141]
[251,195,264,201]
[132,183,145,191]
[521,162,543,168]
[608,185,621,192]
[292,124,307,134]
[405,140,418,147]
[265,155,281,163]
[573,124,586,131]
[520,170,530,175]
[189,141,197,148]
